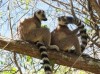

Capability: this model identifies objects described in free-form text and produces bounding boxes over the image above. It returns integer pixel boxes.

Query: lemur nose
[43,18,47,21]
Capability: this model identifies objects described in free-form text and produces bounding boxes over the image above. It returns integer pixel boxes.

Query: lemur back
[18,15,41,40]
[51,16,88,54]
[17,10,54,74]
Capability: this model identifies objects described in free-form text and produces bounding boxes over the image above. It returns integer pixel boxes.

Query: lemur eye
[62,18,66,21]
[42,14,45,17]
[42,11,44,13]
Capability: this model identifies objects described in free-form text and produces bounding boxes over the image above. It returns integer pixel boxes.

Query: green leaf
[11,67,17,72]
[84,17,90,24]
[25,0,31,10]
[0,61,3,65]
[11,67,17,73]
[41,24,48,28]
[56,9,61,12]
[26,0,31,5]
[25,5,29,10]
[26,56,32,63]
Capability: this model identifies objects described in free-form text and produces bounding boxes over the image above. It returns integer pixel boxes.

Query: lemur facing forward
[51,16,88,55]
[17,10,58,74]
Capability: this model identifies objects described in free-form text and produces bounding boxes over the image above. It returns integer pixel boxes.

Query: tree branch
[90,0,100,17]
[0,37,100,74]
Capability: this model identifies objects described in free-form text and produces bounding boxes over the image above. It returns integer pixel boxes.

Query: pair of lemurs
[17,10,88,74]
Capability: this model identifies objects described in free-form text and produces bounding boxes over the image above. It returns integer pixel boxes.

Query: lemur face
[58,16,68,25]
[35,10,47,21]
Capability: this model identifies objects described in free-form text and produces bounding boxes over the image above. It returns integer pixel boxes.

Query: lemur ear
[58,17,61,21]
[37,10,41,14]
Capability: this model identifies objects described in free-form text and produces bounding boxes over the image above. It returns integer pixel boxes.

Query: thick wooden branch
[0,37,100,74]
[90,0,100,17]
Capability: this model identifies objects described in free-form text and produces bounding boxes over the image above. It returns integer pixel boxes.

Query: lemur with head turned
[51,16,88,55]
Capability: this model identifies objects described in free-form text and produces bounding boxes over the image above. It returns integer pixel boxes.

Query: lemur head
[35,10,47,21]
[58,16,68,26]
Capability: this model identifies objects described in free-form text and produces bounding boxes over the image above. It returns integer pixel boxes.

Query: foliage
[0,0,100,74]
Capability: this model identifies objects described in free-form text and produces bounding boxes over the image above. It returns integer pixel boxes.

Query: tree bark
[90,0,100,17]
[0,37,100,74]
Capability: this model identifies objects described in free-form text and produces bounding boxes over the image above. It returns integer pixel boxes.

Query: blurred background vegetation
[0,0,100,74]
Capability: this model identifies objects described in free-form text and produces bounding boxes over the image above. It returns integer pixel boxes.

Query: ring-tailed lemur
[51,16,88,54]
[17,10,58,74]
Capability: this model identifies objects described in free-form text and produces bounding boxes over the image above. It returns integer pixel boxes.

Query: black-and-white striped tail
[66,16,88,52]
[76,20,88,52]
[35,41,52,74]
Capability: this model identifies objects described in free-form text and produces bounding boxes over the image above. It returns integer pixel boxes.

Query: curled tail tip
[49,45,59,51]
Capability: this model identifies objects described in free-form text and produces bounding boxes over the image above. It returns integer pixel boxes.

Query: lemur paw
[16,40,29,44]
[49,45,59,51]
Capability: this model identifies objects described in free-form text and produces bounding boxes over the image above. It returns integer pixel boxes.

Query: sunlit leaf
[41,24,48,28]
[56,9,61,12]
[26,56,32,63]
[26,0,31,4]
[84,17,90,24]
[11,67,17,72]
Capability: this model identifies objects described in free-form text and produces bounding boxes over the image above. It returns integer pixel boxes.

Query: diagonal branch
[0,37,100,74]
[90,0,100,17]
